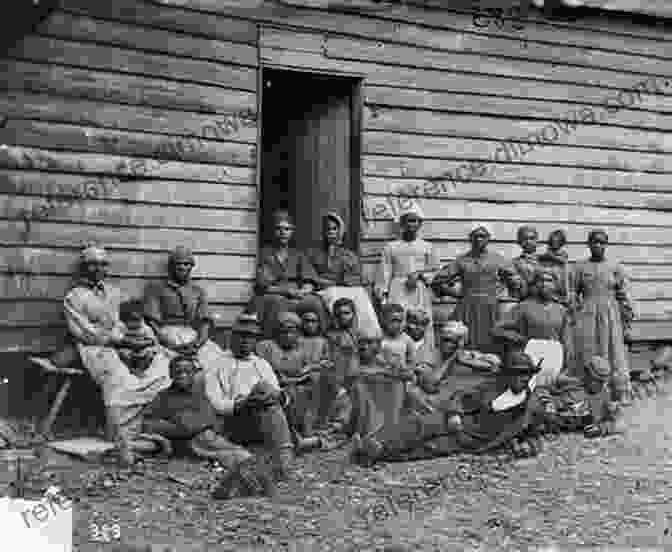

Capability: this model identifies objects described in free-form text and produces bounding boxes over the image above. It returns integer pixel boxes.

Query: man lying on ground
[350,352,542,467]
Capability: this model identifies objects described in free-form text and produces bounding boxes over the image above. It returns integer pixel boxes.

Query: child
[256,311,321,438]
[533,355,625,438]
[538,229,573,308]
[118,299,160,376]
[402,306,438,414]
[318,297,359,430]
[513,226,541,300]
[296,303,330,365]
[380,303,416,379]
[350,333,411,438]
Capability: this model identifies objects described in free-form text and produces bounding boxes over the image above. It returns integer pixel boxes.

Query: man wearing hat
[532,355,625,439]
[351,351,542,466]
[144,246,229,375]
[204,313,296,482]
[64,244,172,463]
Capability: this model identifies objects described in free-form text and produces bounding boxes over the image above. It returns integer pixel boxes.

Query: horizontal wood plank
[6,36,257,90]
[364,178,672,212]
[364,131,671,174]
[0,91,258,143]
[0,274,252,302]
[1,171,256,209]
[0,146,255,184]
[61,0,259,44]
[365,87,672,127]
[364,107,672,153]
[40,11,258,67]
[363,155,671,193]
[0,221,257,256]
[0,247,256,279]
[1,195,256,232]
[0,60,257,114]
[361,196,672,228]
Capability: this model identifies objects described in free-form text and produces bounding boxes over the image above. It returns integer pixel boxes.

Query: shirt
[144,279,211,328]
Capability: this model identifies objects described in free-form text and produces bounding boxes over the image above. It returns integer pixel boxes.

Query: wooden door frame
[256,63,364,253]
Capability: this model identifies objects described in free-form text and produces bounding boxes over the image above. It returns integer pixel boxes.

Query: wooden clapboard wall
[1,0,672,353]
[0,0,259,352]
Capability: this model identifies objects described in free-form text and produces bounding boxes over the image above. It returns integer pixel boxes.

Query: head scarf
[585,356,611,382]
[323,212,346,245]
[439,320,469,340]
[231,313,262,336]
[516,225,538,243]
[277,311,301,329]
[469,222,493,238]
[397,201,425,224]
[588,228,608,244]
[381,303,405,320]
[170,246,195,266]
[80,244,108,264]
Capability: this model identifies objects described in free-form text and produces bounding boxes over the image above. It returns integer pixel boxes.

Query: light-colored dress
[573,259,634,396]
[63,279,171,431]
[377,238,440,349]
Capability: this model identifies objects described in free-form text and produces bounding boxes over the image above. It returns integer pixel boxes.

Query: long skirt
[452,293,499,353]
[573,299,631,398]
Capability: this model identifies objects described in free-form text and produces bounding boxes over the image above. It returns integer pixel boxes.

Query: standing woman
[432,223,522,353]
[306,212,381,337]
[250,210,320,338]
[538,229,573,308]
[573,230,634,404]
[374,204,440,351]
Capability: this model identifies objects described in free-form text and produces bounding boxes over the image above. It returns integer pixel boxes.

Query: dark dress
[434,251,518,353]
[250,246,320,338]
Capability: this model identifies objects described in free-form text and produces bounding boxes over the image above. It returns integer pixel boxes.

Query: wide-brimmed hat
[504,352,541,375]
[232,313,262,336]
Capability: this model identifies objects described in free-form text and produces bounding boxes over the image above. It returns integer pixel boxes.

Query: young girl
[375,203,439,351]
[317,298,359,430]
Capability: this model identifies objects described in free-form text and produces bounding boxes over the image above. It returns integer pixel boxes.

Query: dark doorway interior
[259,68,362,251]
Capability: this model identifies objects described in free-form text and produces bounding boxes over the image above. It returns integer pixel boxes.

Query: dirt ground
[9,361,672,552]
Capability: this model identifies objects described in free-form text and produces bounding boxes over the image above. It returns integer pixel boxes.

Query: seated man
[203,314,296,481]
[532,355,626,439]
[256,311,325,438]
[142,355,274,497]
[418,320,501,401]
[144,246,228,375]
[351,352,542,466]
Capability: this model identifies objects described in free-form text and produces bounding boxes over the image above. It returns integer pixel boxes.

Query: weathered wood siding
[0,1,259,352]
[1,0,671,351]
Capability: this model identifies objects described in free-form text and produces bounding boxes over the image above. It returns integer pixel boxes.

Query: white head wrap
[439,320,469,339]
[469,222,493,238]
[324,212,346,244]
[80,244,108,263]
[397,201,425,224]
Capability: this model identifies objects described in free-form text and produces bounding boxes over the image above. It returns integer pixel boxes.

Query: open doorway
[259,68,362,252]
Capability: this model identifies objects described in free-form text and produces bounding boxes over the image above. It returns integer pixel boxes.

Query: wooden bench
[29,356,88,438]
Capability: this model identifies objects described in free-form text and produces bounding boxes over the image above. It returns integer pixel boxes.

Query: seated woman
[307,212,381,337]
[532,356,625,438]
[491,268,574,387]
[143,246,229,376]
[63,244,172,463]
[250,210,321,338]
[351,352,542,466]
[418,320,501,402]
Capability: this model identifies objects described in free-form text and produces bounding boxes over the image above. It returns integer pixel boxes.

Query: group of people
[52,203,636,499]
